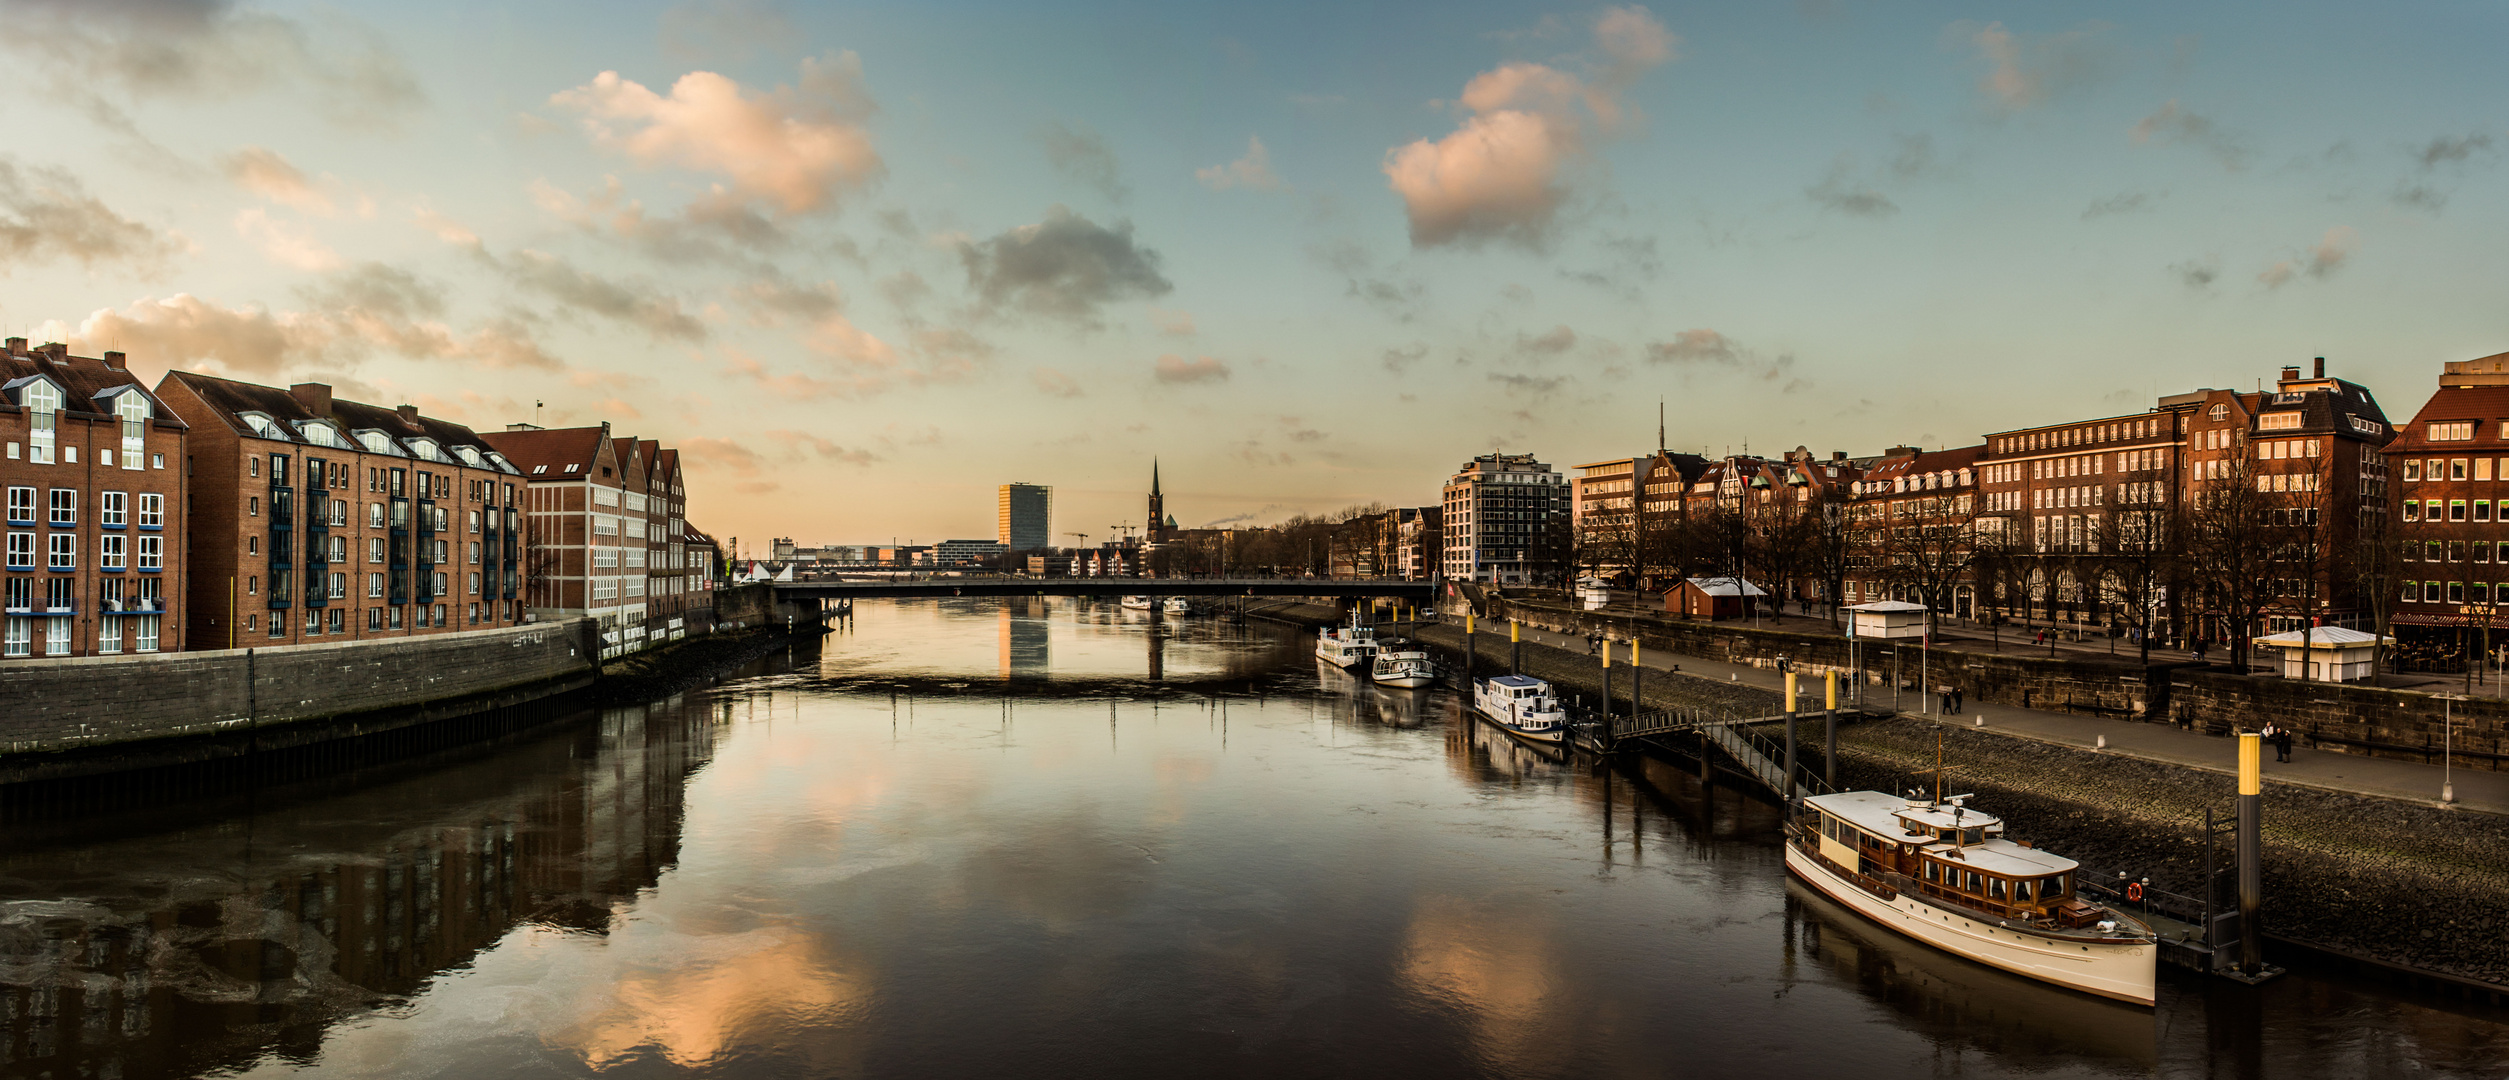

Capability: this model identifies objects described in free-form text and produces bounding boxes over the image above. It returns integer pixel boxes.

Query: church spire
[1152,457,1161,496]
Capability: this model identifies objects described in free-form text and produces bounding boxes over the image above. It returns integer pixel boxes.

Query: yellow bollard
[1785,671,1798,713]
[1511,620,1520,642]
[1825,670,1838,711]
[1603,638,1612,668]
[1467,612,1475,634]
[1633,641,1641,667]
[2239,731,2260,796]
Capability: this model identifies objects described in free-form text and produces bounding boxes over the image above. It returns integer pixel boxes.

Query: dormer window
[455,446,484,467]
[357,431,395,454]
[115,392,149,471]
[2429,421,2475,442]
[22,379,59,464]
[241,413,280,439]
[532,465,549,475]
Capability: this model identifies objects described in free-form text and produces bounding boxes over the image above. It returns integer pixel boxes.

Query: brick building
[154,374,524,648]
[2,340,189,658]
[1844,444,1983,616]
[2385,351,2509,646]
[479,425,644,656]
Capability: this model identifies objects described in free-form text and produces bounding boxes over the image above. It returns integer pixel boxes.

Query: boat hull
[1473,708,1567,743]
[1316,646,1374,668]
[1373,673,1436,688]
[1784,843,2156,1006]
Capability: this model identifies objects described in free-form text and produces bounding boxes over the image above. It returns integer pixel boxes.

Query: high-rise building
[998,482,1051,551]
[1440,453,1570,585]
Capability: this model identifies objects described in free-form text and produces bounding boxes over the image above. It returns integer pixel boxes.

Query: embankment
[595,625,814,705]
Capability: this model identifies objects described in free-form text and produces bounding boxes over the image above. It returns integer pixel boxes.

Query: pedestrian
[2275,724,2294,762]
[1939,687,1952,714]
[1951,686,1964,715]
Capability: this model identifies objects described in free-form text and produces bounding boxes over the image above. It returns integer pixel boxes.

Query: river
[0,598,2500,1078]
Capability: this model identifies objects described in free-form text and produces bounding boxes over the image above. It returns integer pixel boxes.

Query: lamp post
[2439,692,2460,804]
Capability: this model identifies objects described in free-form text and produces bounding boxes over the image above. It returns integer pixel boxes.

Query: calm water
[1,598,2502,1078]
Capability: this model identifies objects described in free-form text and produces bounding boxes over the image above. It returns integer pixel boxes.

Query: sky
[3,0,2506,554]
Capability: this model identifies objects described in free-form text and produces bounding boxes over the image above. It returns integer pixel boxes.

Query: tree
[2348,506,2406,676]
[1878,488,1977,622]
[2186,443,2277,672]
[2089,485,2186,665]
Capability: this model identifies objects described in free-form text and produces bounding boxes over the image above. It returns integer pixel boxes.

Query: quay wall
[1453,594,2509,771]
[3,619,602,768]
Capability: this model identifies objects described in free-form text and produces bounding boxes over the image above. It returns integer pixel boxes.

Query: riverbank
[595,625,818,705]
[1827,716,2509,990]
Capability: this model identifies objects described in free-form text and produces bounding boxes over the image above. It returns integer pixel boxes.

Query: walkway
[1492,617,2509,817]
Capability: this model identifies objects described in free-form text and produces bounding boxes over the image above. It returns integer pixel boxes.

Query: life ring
[2125,882,2144,902]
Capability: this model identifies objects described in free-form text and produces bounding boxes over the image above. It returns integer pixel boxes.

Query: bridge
[769,576,1436,602]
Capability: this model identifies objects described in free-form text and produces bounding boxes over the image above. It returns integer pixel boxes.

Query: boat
[1370,642,1440,688]
[1120,595,1155,610]
[1315,615,1379,668]
[1472,674,1568,743]
[1784,784,2159,1006]
[1162,597,1197,615]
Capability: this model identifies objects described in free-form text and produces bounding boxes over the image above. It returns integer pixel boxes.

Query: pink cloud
[551,52,881,215]
[1153,354,1229,384]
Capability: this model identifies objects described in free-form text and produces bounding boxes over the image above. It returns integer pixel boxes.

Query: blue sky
[3,0,2504,552]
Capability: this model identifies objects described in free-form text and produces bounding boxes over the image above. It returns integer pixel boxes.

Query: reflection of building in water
[0,697,724,1079]
[997,599,1051,679]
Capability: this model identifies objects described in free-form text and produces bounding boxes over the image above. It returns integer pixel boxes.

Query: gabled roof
[479,425,612,480]
[162,371,511,465]
[2388,383,2509,453]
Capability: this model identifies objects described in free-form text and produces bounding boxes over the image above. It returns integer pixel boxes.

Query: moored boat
[1315,616,1379,668]
[1120,595,1155,611]
[1162,597,1197,615]
[1785,788,2158,1006]
[1472,674,1567,743]
[1370,642,1439,688]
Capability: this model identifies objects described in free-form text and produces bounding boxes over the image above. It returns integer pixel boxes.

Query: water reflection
[0,600,2501,1078]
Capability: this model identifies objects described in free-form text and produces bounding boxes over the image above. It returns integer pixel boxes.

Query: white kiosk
[1846,600,1932,711]
[2252,626,2390,683]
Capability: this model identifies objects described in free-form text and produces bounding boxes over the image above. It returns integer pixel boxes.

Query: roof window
[532,464,548,475]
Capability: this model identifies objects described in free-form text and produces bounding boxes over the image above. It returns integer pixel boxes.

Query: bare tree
[2186,445,2276,672]
[2089,489,2186,665]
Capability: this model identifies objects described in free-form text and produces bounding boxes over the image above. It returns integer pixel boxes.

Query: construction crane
[1068,532,1091,549]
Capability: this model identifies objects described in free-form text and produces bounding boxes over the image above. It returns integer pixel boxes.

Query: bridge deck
[770,577,1436,600]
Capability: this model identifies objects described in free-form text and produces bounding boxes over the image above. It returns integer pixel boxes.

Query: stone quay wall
[1449,593,2509,770]
[2,618,602,761]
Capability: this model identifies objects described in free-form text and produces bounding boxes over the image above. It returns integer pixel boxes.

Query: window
[2480,502,2494,523]
[2450,581,2467,604]
[2406,460,2423,481]
[248,536,259,556]
[47,488,74,526]
[99,534,125,570]
[369,572,384,598]
[152,453,164,470]
[2260,411,2303,431]
[247,575,259,596]
[2426,581,2444,603]
[117,392,149,467]
[433,571,448,596]
[2430,500,2445,520]
[138,493,162,528]
[329,572,346,600]
[250,496,260,517]
[2457,460,2473,481]
[98,615,122,654]
[2431,421,2476,441]
[468,571,480,595]
[468,510,480,534]
[468,541,480,565]
[2208,403,2229,422]
[370,538,385,563]
[368,607,383,630]
[47,533,74,570]
[99,491,126,527]
[2478,542,2493,564]
[370,501,384,527]
[4,488,27,524]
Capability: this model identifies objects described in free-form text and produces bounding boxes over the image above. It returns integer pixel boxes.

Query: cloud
[2130,100,2248,169]
[532,174,796,264]
[1382,343,1429,371]
[958,206,1173,323]
[0,0,425,129]
[762,428,878,466]
[2257,227,2356,289]
[1645,328,1740,365]
[1153,354,1229,384]
[48,279,564,379]
[234,208,341,271]
[0,156,181,274]
[2169,256,2219,290]
[1032,367,1083,397]
[1039,121,1129,203]
[498,249,708,341]
[1515,324,1578,357]
[659,0,798,64]
[411,205,480,248]
[1806,160,1896,217]
[2081,191,2154,220]
[1486,372,1567,396]
[1957,20,2114,112]
[1383,6,1674,250]
[220,147,335,215]
[1196,136,1284,191]
[2394,133,2495,211]
[2415,133,2493,170]
[550,52,881,216]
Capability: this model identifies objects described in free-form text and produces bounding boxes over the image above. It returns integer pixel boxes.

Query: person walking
[2274,723,2294,762]
[1951,686,1964,715]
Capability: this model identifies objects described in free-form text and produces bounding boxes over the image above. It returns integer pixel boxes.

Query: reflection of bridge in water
[778,576,1433,603]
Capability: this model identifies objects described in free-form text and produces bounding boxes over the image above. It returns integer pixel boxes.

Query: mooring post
[1465,611,1477,688]
[1511,619,1522,675]
[1783,671,1799,805]
[1601,637,1613,747]
[1823,670,1839,788]
[1631,639,1644,726]
[2238,730,2263,974]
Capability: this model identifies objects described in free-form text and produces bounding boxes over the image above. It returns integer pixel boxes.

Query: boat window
[1988,877,2007,901]
[1921,860,1936,882]
[1963,871,1981,892]
[2015,879,2034,902]
[1962,827,1984,846]
[2045,874,2068,898]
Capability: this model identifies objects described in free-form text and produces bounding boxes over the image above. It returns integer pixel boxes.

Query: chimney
[2280,366,2301,384]
[1831,450,1847,462]
[2314,356,2326,379]
[290,382,331,415]
[2,337,22,356]
[39,342,67,360]
[396,403,420,427]
[102,351,126,371]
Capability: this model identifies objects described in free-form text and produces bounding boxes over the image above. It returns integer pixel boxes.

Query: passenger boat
[1785,786,2159,1006]
[1472,674,1568,743]
[1162,597,1197,615]
[1314,616,1379,668]
[1119,595,1155,611]
[1370,642,1440,688]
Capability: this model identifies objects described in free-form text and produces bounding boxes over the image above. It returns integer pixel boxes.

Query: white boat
[1370,643,1439,688]
[1315,617,1379,668]
[1472,674,1568,743]
[1786,789,2158,1006]
[1120,595,1155,611]
[1162,597,1196,615]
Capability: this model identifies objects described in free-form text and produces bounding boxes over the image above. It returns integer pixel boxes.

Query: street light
[2434,692,2463,805]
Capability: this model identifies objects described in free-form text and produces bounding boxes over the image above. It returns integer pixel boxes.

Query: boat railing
[2074,863,2209,927]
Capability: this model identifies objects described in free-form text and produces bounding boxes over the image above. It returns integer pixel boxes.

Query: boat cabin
[1803,790,2085,923]
[1485,674,1546,698]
